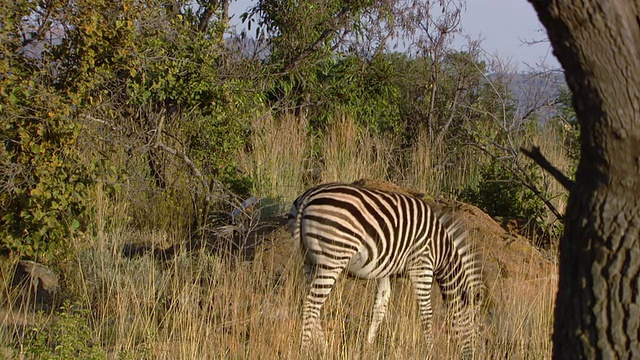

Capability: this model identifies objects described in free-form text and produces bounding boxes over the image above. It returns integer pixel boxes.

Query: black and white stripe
[288,182,484,356]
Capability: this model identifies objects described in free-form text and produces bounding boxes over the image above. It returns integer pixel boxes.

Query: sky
[459,0,560,69]
[228,0,561,70]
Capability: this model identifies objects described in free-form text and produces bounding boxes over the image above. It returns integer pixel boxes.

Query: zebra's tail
[287,199,303,239]
[287,186,322,239]
[287,190,317,246]
[287,192,318,280]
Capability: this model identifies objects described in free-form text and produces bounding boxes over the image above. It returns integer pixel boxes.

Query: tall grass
[1,110,560,359]
[239,112,309,205]
[1,223,556,359]
[405,128,438,195]
[482,254,557,358]
[527,123,571,222]
[320,114,395,183]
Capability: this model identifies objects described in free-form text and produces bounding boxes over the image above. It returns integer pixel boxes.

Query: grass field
[1,112,563,359]
[0,211,557,359]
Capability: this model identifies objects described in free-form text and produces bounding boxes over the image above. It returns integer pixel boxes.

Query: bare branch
[521,146,574,191]
[467,142,566,222]
[156,142,210,202]
[516,169,566,221]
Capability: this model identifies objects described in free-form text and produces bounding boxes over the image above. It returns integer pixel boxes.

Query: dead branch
[521,146,574,191]
[469,142,565,222]
[154,141,211,207]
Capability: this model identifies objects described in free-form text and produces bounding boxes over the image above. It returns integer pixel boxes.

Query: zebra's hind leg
[407,262,436,350]
[303,254,314,282]
[301,263,347,351]
[367,276,391,343]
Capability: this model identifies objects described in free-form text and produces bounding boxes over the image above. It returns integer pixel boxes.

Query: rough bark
[528,0,640,358]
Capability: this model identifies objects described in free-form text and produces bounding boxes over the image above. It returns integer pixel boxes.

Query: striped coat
[288,183,484,357]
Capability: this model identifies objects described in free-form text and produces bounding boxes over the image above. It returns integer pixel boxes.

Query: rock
[11,260,60,305]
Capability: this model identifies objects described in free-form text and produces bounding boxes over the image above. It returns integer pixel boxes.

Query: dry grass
[482,258,556,359]
[406,128,443,196]
[1,111,560,359]
[527,124,572,222]
[238,112,310,205]
[6,244,554,359]
[320,114,395,184]
[0,220,556,359]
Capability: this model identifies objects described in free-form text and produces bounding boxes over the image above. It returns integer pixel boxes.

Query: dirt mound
[351,178,426,198]
[429,199,556,285]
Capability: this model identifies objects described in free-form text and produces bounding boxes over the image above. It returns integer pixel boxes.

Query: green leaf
[70,219,80,231]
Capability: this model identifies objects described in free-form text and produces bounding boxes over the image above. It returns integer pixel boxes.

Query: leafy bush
[1,1,92,261]
[0,102,91,261]
[460,161,546,222]
[23,301,105,360]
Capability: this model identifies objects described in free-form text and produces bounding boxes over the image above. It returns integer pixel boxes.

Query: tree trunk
[528,0,640,358]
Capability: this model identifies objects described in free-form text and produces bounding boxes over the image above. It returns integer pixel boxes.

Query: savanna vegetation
[1,0,572,358]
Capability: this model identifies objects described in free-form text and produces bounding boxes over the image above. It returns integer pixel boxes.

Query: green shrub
[0,51,92,262]
[460,161,546,222]
[23,301,105,360]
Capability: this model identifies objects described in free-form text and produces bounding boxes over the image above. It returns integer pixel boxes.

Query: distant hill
[487,70,568,121]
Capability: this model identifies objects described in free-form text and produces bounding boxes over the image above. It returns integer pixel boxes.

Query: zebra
[288,182,485,357]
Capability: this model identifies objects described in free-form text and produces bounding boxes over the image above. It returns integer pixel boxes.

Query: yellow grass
[1,227,556,359]
[406,128,442,195]
[320,114,395,184]
[1,111,561,359]
[527,124,571,223]
[238,112,309,205]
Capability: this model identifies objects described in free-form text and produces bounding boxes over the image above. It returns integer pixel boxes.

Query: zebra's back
[289,183,441,279]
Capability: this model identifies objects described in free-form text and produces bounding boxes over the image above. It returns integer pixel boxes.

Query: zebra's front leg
[301,265,345,350]
[367,276,391,343]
